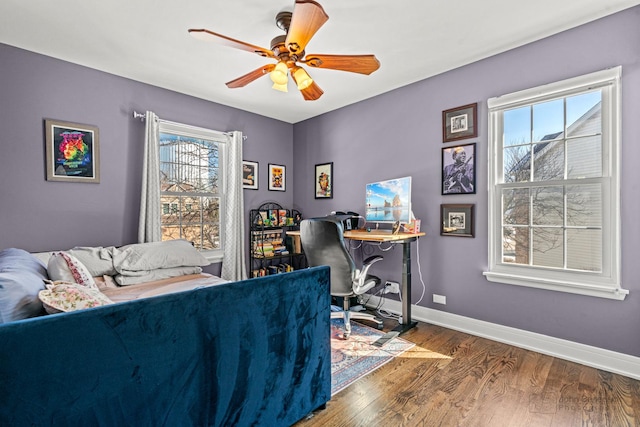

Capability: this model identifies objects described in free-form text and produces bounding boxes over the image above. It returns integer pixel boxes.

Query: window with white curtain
[158,121,226,258]
[484,67,627,300]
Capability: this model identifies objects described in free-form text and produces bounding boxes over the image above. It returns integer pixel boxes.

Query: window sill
[202,250,223,264]
[483,270,628,300]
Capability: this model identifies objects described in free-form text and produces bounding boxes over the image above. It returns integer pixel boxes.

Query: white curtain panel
[138,111,162,243]
[221,131,248,281]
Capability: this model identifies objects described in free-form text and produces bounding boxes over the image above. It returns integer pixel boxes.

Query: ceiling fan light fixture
[189,0,379,100]
[270,61,289,85]
[292,66,313,90]
[272,82,288,92]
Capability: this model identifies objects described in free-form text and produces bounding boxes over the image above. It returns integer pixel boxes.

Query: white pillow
[47,252,97,289]
[68,246,116,276]
[112,240,209,274]
[32,247,116,276]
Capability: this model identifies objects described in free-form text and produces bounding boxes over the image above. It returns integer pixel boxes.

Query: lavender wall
[293,6,640,356]
[0,43,294,274]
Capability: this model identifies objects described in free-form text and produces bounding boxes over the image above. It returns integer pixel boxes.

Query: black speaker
[330,211,361,231]
[346,211,362,230]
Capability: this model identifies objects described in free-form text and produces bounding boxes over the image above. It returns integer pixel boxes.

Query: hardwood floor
[295,319,640,427]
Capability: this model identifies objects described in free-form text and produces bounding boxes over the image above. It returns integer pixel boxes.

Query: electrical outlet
[433,294,447,305]
[384,281,400,294]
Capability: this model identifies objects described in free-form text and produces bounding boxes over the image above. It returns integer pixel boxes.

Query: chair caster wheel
[377,324,384,330]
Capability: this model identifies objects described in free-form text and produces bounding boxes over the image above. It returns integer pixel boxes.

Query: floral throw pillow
[47,252,97,289]
[38,282,113,314]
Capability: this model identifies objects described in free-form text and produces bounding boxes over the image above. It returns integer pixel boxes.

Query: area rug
[331,318,415,395]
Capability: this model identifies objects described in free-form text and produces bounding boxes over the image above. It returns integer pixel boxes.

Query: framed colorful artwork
[45,119,100,183]
[442,143,476,195]
[242,160,258,190]
[442,103,478,143]
[268,163,285,191]
[314,162,333,199]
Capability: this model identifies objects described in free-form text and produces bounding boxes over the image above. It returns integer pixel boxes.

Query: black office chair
[300,217,383,338]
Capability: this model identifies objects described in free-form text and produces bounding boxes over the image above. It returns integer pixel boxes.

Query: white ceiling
[1,0,638,124]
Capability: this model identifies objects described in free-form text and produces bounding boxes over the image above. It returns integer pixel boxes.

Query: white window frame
[484,67,627,300]
[158,120,227,262]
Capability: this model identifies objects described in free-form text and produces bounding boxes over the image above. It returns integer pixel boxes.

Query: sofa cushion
[0,248,48,323]
[47,252,97,289]
[38,282,113,314]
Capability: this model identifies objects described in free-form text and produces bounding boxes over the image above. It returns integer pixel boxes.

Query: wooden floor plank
[295,319,640,427]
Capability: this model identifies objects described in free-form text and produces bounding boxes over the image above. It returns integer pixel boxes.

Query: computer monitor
[365,176,412,224]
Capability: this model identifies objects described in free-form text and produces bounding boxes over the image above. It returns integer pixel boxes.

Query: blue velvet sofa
[0,266,331,426]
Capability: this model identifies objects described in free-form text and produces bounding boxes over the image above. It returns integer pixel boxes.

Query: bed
[0,242,331,426]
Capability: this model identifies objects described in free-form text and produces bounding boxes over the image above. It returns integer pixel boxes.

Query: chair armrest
[360,255,383,278]
[353,255,383,293]
[363,255,383,265]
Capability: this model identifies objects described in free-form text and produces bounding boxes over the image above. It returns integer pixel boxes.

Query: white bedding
[98,273,229,303]
[25,243,227,317]
[31,242,226,305]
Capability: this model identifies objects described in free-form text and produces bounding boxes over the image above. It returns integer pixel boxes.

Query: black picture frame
[442,103,478,143]
[314,162,333,199]
[45,119,100,183]
[268,163,285,191]
[442,143,476,195]
[242,160,258,190]
[440,204,475,237]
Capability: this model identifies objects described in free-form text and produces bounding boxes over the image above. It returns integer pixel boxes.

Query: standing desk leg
[392,240,418,335]
[372,239,418,346]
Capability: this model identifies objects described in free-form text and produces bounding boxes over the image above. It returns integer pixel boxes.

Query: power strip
[383,281,400,294]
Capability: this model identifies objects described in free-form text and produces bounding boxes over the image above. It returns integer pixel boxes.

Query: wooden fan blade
[226,64,276,88]
[188,28,275,59]
[300,81,324,101]
[303,54,380,75]
[285,0,329,56]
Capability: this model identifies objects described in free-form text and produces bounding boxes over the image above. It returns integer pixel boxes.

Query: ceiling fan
[188,0,380,101]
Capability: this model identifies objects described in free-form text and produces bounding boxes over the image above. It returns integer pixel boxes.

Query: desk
[289,228,425,335]
[343,230,424,335]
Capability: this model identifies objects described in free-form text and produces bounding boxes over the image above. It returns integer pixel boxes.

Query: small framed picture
[442,143,476,195]
[268,163,286,191]
[442,103,477,143]
[440,204,474,237]
[314,162,333,199]
[45,119,100,183]
[242,160,258,190]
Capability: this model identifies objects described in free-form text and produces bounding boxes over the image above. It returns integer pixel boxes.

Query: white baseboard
[366,296,640,380]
